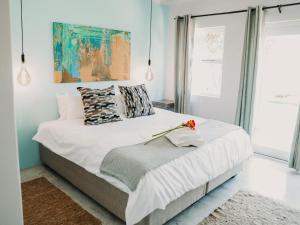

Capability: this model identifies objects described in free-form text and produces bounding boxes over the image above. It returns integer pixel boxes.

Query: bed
[33,108,253,225]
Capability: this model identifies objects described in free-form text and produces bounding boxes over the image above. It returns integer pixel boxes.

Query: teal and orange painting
[53,22,131,83]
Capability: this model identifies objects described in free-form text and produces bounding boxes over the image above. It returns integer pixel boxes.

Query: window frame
[191,25,226,98]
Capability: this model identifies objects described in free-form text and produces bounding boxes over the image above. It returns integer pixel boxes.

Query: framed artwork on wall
[53,22,131,83]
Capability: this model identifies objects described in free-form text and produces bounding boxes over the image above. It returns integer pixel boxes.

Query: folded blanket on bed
[100,120,240,191]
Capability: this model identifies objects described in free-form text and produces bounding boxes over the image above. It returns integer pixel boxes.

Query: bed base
[39,145,243,225]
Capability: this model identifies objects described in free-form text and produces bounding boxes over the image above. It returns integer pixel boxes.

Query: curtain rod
[176,2,300,19]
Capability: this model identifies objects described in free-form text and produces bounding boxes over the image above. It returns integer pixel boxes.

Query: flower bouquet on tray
[145,119,196,145]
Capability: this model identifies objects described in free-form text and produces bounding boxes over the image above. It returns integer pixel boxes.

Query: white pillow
[56,89,125,120]
[66,93,85,120]
[56,94,68,120]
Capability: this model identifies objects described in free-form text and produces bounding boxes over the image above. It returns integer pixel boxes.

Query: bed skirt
[39,144,243,225]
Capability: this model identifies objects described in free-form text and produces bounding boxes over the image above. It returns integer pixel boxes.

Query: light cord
[148,0,153,65]
[20,0,25,62]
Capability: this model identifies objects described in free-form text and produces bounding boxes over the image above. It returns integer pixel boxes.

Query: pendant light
[145,0,154,81]
[17,0,31,86]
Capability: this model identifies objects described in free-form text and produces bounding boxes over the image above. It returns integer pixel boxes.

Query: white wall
[190,13,246,123]
[0,0,23,224]
[165,0,300,123]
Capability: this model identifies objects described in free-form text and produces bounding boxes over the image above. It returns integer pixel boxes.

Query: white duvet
[33,108,253,225]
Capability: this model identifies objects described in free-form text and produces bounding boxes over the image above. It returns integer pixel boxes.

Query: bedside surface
[153,99,175,111]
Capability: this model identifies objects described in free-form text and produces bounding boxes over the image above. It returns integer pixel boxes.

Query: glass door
[252,20,300,161]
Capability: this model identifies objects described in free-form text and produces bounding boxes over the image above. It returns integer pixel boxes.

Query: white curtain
[174,15,195,114]
[235,6,264,134]
[289,104,300,171]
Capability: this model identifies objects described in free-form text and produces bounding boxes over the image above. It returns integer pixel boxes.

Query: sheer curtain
[174,15,195,114]
[235,6,264,133]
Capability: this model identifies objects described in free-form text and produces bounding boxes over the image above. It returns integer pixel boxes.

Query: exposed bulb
[145,65,154,81]
[17,64,31,86]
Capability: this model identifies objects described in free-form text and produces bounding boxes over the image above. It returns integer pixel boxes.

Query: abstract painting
[53,22,131,83]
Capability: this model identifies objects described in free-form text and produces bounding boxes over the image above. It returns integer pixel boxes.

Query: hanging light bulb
[18,0,31,86]
[17,54,31,86]
[145,60,154,81]
[145,0,155,81]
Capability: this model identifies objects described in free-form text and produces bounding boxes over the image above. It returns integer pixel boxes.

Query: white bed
[33,108,253,225]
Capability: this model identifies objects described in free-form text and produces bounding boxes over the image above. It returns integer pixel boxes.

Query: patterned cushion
[77,86,122,125]
[119,84,155,118]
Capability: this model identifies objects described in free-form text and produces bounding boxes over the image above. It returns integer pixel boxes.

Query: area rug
[199,191,300,225]
[22,177,102,225]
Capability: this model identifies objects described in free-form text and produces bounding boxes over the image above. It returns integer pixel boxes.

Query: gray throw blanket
[100,120,240,191]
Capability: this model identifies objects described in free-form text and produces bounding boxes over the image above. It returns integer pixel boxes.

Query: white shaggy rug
[199,191,300,225]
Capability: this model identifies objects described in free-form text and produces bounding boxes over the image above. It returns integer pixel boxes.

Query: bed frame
[40,144,243,225]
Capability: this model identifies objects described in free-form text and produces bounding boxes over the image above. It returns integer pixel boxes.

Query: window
[191,26,225,97]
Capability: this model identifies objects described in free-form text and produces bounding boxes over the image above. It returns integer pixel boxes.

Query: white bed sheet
[33,108,253,225]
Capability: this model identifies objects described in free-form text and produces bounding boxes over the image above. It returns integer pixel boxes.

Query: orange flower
[185,119,196,130]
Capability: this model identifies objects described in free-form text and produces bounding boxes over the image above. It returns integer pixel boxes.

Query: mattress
[33,108,253,225]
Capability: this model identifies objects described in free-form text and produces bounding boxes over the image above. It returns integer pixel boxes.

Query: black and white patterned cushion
[119,84,155,118]
[77,86,122,125]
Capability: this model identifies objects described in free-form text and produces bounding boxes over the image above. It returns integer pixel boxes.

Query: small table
[152,99,175,111]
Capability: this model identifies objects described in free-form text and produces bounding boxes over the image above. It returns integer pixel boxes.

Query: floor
[21,154,300,225]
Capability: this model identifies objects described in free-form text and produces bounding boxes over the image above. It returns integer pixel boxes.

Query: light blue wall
[10,0,170,169]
